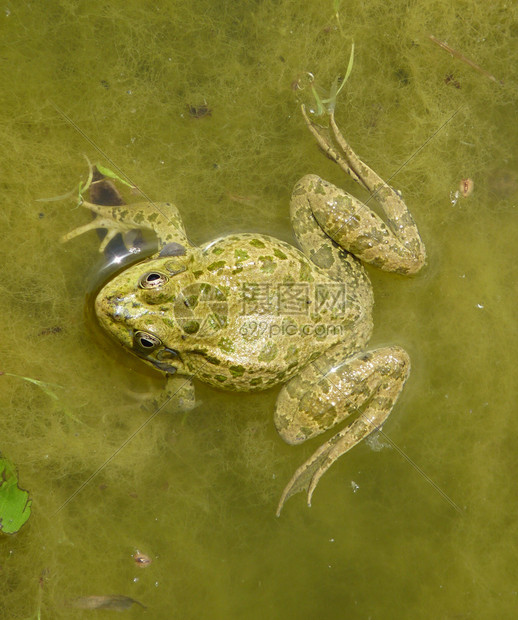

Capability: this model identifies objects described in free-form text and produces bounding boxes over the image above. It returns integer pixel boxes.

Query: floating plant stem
[429,35,500,84]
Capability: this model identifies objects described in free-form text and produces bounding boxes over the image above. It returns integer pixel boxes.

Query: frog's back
[177,233,372,391]
[201,233,320,283]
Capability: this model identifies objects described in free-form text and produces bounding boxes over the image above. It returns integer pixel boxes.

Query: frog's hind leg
[300,105,426,275]
[274,344,410,516]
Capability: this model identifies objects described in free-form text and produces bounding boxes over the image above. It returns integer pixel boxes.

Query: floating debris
[444,73,461,89]
[38,326,63,336]
[133,550,152,567]
[450,178,474,205]
[187,102,212,119]
[460,178,474,198]
[66,594,146,611]
[429,35,500,84]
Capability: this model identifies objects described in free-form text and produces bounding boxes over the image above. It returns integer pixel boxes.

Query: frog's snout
[94,291,138,349]
[96,292,126,321]
[95,290,143,333]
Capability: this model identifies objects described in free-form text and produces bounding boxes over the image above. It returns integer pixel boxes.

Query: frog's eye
[138,271,169,289]
[133,330,162,351]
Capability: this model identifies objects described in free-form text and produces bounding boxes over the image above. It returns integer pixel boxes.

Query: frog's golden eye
[133,330,161,351]
[138,271,169,289]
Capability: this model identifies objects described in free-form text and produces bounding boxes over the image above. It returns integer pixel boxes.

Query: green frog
[63,105,426,515]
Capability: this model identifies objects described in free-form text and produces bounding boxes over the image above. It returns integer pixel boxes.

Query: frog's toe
[61,219,103,244]
[62,216,129,252]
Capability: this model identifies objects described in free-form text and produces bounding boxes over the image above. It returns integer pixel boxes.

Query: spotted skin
[63,105,426,515]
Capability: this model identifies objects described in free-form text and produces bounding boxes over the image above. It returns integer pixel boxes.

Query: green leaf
[0,457,32,535]
[95,164,135,189]
[310,42,355,115]
[76,161,134,207]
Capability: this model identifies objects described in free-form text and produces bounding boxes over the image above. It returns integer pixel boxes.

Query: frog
[63,104,426,516]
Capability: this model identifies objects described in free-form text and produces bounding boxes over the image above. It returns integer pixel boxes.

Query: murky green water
[1,1,518,618]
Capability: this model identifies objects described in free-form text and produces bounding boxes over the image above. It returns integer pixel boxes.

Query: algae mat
[1,1,518,618]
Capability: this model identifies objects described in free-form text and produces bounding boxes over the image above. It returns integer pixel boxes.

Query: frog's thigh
[290,176,369,287]
[274,345,410,515]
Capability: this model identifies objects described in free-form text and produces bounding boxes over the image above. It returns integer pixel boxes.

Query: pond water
[1,1,518,618]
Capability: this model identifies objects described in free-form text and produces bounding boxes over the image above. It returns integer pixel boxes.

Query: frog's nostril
[97,295,132,322]
[106,296,122,313]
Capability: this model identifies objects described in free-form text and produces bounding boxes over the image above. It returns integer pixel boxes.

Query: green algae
[0,0,518,618]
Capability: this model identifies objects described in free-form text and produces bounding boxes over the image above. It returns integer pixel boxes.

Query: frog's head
[94,254,197,375]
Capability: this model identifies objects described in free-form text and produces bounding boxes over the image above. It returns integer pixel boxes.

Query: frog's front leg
[144,375,197,414]
[62,199,190,253]
[274,344,410,516]
[126,374,197,416]
[299,105,426,275]
[62,171,190,253]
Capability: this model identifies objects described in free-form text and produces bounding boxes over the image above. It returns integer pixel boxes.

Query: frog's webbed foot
[62,200,147,253]
[276,419,365,516]
[274,346,410,516]
[276,404,390,517]
[62,167,190,253]
[300,105,426,275]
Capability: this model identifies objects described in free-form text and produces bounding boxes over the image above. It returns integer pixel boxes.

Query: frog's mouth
[131,330,181,375]
[146,350,180,375]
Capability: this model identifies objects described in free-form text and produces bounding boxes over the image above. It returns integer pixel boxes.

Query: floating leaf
[0,457,32,535]
[1,372,61,401]
[66,595,146,611]
[95,165,136,190]
[1,372,82,424]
